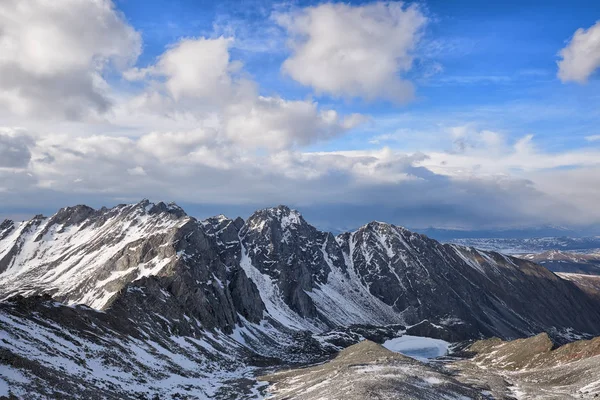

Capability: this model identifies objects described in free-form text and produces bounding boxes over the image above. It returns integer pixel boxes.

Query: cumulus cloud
[422,129,600,181]
[122,35,364,150]
[137,129,219,160]
[276,2,427,102]
[2,1,598,231]
[224,96,365,150]
[124,37,240,102]
[448,125,506,154]
[0,0,141,120]
[558,20,600,83]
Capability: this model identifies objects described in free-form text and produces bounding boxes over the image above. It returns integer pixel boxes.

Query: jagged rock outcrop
[336,221,600,339]
[240,206,339,321]
[3,200,600,398]
[2,201,600,341]
[0,200,264,333]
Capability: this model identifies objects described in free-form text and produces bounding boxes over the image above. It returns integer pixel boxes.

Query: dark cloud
[0,132,33,168]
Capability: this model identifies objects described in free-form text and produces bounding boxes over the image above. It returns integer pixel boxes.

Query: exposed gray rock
[260,340,490,400]
[0,201,265,334]
[240,206,336,320]
[3,201,600,341]
[2,201,600,398]
[0,220,15,241]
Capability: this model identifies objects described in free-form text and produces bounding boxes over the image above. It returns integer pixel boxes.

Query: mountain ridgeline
[2,201,600,398]
[1,200,599,339]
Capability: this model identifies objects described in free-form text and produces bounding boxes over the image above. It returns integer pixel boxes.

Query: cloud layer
[2,123,600,229]
[0,128,33,168]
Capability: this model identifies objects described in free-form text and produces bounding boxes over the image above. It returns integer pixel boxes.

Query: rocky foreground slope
[1,200,600,398]
[450,333,600,399]
[260,340,486,400]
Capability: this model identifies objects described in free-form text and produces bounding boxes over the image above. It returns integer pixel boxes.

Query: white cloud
[3,123,598,229]
[224,96,365,150]
[558,20,600,83]
[446,124,507,155]
[122,35,364,151]
[585,135,600,142]
[137,129,219,160]
[0,0,141,119]
[2,1,598,230]
[422,132,600,178]
[276,2,427,102]
[125,37,241,102]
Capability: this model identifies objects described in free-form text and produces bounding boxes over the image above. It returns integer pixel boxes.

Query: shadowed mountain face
[2,201,600,340]
[2,201,600,398]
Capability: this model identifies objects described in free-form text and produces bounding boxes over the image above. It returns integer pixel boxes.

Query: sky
[1,0,600,232]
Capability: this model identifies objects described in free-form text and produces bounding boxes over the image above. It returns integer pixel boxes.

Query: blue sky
[114,0,600,152]
[0,0,600,232]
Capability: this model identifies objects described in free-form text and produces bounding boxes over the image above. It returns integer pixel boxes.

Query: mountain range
[2,200,600,398]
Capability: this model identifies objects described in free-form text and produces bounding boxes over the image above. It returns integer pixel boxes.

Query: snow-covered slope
[0,293,267,399]
[2,202,600,340]
[239,207,600,339]
[0,201,188,309]
[2,201,600,398]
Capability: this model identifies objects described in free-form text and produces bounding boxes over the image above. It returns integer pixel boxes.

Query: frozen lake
[382,335,450,361]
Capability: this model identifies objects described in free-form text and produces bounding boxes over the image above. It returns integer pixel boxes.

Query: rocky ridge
[2,201,600,398]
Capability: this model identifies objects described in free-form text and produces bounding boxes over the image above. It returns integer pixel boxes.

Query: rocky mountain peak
[3,200,600,399]
[244,205,305,234]
[50,204,95,225]
[126,199,187,218]
[2,199,600,344]
[358,220,410,235]
[148,201,187,218]
[0,219,15,240]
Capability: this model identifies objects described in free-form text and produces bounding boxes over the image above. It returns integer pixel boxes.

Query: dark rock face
[240,206,341,320]
[3,201,600,398]
[236,209,600,340]
[2,201,600,342]
[201,214,265,324]
[0,219,15,240]
[334,221,600,339]
[405,320,470,343]
[0,201,265,334]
